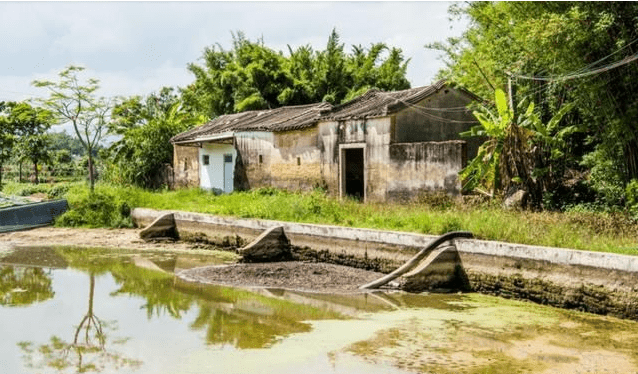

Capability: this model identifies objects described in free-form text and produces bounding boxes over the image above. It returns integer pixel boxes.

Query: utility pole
[506,71,516,117]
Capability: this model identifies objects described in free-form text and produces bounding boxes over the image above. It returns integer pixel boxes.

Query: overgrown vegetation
[3,182,635,255]
[432,2,638,211]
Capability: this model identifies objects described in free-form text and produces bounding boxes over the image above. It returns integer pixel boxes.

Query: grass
[2,181,637,255]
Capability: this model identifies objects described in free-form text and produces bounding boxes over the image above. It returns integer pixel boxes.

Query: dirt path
[0,227,204,252]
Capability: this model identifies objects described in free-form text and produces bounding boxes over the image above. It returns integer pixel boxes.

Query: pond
[1,246,638,374]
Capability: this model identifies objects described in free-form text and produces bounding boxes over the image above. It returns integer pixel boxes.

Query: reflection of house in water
[171,81,482,201]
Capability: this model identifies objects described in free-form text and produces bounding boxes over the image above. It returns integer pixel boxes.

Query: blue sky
[0,1,467,129]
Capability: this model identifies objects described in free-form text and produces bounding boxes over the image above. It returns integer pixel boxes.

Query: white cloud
[0,1,468,127]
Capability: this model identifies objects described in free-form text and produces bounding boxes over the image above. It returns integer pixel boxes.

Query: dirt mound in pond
[178,261,388,293]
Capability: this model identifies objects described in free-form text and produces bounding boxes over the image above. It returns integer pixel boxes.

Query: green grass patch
[3,182,638,255]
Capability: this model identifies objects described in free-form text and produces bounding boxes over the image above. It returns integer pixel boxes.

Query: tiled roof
[171,102,332,143]
[322,80,448,121]
[171,80,475,143]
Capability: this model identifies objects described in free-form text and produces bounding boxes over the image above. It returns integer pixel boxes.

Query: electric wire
[375,91,479,124]
[511,52,638,82]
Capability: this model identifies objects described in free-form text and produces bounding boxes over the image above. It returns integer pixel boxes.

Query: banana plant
[460,88,512,197]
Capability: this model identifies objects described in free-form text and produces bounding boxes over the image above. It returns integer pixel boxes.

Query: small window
[297,157,301,166]
[258,155,263,164]
[202,155,210,165]
[183,158,188,171]
[224,154,233,163]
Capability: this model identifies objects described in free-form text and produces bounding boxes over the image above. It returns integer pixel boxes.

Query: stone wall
[173,145,200,188]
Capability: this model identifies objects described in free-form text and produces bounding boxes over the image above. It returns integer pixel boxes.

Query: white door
[199,143,235,192]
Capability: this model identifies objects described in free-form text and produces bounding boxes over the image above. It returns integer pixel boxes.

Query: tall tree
[2,102,53,184]
[182,30,411,118]
[431,2,638,206]
[32,66,111,192]
[0,101,13,188]
[107,88,203,188]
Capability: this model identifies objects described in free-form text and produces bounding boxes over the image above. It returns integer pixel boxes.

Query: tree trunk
[19,162,22,183]
[88,152,95,192]
[0,162,3,188]
[34,161,39,184]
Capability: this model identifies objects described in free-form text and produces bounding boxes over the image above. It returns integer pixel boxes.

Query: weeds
[3,182,638,255]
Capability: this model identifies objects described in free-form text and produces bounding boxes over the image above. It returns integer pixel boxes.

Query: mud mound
[177,261,387,293]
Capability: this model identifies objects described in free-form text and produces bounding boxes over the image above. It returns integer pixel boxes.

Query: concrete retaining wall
[131,207,638,320]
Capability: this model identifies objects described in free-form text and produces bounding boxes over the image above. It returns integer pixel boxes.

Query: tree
[33,66,111,192]
[182,30,411,118]
[2,102,54,184]
[431,2,638,207]
[0,101,13,188]
[461,88,574,207]
[49,130,85,157]
[107,88,203,188]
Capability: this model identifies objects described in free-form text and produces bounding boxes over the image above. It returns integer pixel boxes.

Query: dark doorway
[343,148,364,201]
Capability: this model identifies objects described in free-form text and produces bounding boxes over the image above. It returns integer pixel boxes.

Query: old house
[170,80,482,202]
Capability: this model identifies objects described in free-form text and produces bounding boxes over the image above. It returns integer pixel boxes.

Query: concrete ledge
[132,207,638,273]
[131,207,638,320]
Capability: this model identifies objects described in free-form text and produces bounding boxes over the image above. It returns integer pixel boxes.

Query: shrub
[56,185,133,228]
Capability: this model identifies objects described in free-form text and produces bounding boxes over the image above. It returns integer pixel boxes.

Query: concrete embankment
[131,208,638,320]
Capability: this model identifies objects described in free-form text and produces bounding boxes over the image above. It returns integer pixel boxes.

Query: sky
[0,1,468,132]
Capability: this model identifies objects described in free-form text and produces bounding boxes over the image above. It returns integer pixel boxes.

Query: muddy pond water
[1,246,638,374]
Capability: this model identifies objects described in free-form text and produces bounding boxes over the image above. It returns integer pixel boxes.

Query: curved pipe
[359,231,473,290]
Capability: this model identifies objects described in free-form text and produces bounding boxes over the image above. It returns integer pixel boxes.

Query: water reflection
[0,267,54,307]
[18,271,142,373]
[3,246,638,374]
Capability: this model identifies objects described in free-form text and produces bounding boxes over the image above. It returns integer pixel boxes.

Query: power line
[571,36,638,75]
[377,92,479,124]
[512,52,638,82]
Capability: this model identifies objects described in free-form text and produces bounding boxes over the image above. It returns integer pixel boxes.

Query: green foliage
[625,180,638,218]
[33,65,111,192]
[460,88,512,196]
[36,182,638,255]
[106,88,204,189]
[0,102,54,186]
[433,2,638,209]
[48,131,85,156]
[182,30,411,118]
[56,184,133,228]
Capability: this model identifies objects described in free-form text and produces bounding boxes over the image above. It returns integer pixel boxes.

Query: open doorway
[342,147,365,201]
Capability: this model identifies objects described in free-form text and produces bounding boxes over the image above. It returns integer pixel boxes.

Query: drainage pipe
[359,231,473,290]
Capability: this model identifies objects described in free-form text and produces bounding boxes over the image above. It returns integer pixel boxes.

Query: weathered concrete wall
[173,145,200,188]
[318,117,466,201]
[132,207,638,320]
[271,128,324,191]
[318,117,392,201]
[393,87,483,160]
[234,132,274,190]
[387,141,465,200]
[234,130,325,192]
